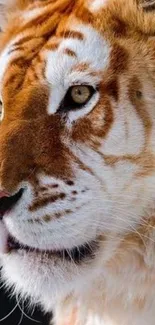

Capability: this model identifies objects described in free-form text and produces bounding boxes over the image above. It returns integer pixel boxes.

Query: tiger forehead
[0,20,111,104]
[45,23,111,114]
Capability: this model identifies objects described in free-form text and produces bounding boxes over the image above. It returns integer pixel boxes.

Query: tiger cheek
[1,2,155,325]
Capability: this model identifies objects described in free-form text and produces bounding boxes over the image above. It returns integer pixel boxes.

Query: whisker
[16,296,41,324]
[0,303,18,322]
[66,249,79,271]
[17,307,24,325]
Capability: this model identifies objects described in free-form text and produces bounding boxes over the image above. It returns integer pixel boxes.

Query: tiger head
[0,0,155,312]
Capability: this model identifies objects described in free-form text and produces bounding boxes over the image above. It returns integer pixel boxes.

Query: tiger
[1,0,155,324]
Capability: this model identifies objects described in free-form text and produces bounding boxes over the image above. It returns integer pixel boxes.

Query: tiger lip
[0,214,98,263]
[0,191,98,261]
[6,232,98,264]
[0,216,91,259]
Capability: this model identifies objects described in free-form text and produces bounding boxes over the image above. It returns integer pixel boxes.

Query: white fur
[0,0,13,4]
[0,221,8,254]
[0,44,13,89]
[102,99,145,155]
[45,23,111,119]
[87,0,108,12]
[22,7,43,21]
[0,35,25,88]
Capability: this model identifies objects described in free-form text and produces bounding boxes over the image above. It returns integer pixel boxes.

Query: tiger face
[0,0,155,312]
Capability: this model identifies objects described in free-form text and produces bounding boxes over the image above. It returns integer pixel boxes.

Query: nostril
[0,188,24,219]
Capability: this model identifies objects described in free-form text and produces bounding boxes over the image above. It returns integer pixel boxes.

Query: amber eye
[58,85,95,113]
[70,85,92,104]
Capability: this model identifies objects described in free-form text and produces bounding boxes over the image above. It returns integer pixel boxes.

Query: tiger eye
[0,100,3,121]
[70,86,91,105]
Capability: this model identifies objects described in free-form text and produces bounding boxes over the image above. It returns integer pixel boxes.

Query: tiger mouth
[0,190,98,263]
[8,236,98,264]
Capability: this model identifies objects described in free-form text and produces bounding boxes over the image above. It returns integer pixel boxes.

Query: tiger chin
[1,0,155,324]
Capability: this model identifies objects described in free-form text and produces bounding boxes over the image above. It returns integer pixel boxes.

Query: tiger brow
[59,30,84,41]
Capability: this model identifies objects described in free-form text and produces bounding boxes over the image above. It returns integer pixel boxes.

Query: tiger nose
[0,190,10,220]
[0,188,24,220]
[0,191,10,198]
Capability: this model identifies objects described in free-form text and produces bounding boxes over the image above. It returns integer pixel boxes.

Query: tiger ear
[103,0,155,37]
[139,0,155,10]
[136,0,155,35]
